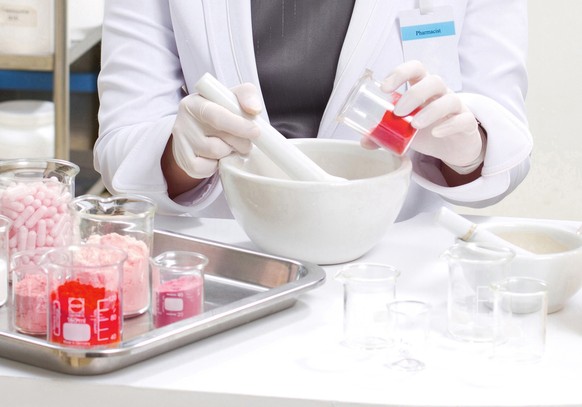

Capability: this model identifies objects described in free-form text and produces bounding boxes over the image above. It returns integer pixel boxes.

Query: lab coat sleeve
[94,0,219,216]
[410,0,532,208]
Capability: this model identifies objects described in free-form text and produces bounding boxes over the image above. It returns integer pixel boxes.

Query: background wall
[456,0,582,221]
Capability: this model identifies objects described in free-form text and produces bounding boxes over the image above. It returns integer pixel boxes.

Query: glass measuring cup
[151,251,208,328]
[0,159,79,259]
[45,244,126,348]
[338,70,419,155]
[0,215,10,307]
[70,194,157,318]
[336,263,400,349]
[442,241,515,342]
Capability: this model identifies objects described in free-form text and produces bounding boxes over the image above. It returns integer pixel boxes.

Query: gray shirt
[251,0,355,139]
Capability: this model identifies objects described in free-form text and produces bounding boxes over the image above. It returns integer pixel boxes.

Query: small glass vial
[11,248,50,335]
[46,244,126,348]
[0,215,10,307]
[0,159,79,261]
[151,251,207,328]
[70,194,157,318]
[338,70,419,156]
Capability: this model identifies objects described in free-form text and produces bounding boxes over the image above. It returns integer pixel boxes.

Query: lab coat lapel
[201,0,264,116]
[319,0,400,139]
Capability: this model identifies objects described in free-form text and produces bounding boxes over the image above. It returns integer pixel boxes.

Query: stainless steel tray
[0,229,326,375]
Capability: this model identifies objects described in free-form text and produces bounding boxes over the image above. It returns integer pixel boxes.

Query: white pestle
[195,73,346,182]
[435,207,532,256]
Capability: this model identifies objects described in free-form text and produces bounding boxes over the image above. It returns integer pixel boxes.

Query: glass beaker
[45,244,126,348]
[11,248,50,335]
[442,241,515,342]
[0,215,10,307]
[70,194,157,318]
[337,69,419,155]
[151,251,208,328]
[0,159,79,260]
[336,263,400,349]
[491,277,548,363]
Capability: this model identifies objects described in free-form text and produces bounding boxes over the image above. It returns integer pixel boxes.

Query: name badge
[399,6,462,91]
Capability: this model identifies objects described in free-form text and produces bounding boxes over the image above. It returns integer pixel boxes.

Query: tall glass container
[0,159,79,260]
[70,194,157,318]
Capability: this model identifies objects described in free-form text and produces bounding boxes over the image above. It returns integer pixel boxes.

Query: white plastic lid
[0,100,54,127]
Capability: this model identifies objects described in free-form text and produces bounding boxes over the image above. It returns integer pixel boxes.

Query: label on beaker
[50,280,121,347]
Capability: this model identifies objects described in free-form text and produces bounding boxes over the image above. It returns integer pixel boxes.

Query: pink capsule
[27,230,37,250]
[36,219,47,247]
[17,226,28,252]
[13,206,35,229]
[25,206,47,228]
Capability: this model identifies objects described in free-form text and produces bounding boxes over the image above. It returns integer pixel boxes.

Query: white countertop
[1,212,581,407]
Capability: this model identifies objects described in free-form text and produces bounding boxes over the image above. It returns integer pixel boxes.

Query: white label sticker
[399,6,462,91]
[0,4,38,27]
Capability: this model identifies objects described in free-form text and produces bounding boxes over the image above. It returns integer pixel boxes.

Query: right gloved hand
[171,83,262,179]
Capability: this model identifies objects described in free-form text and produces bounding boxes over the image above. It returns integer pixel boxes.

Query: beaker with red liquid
[338,70,418,155]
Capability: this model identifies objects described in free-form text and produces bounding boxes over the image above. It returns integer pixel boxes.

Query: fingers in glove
[232,83,263,115]
[360,135,381,150]
[187,95,260,140]
[381,60,428,92]
[431,111,478,139]
[411,93,464,129]
[393,74,448,117]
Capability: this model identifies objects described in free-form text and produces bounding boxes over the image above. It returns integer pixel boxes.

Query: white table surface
[1,212,582,407]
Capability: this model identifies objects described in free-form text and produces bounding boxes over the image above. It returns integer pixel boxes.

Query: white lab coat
[96,0,532,220]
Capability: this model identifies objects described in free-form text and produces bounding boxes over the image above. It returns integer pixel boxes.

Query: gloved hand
[171,83,262,179]
[363,60,484,174]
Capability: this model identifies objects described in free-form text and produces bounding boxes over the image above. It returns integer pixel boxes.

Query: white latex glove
[363,60,484,174]
[171,83,262,179]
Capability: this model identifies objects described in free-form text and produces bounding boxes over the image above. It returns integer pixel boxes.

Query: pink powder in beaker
[13,272,48,335]
[153,275,203,328]
[86,233,149,317]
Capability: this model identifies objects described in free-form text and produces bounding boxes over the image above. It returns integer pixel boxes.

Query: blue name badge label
[401,21,456,41]
[399,6,462,91]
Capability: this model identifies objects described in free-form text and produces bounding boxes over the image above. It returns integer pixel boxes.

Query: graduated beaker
[151,251,208,328]
[45,244,126,348]
[336,263,400,349]
[0,215,10,307]
[71,194,157,318]
[0,159,79,259]
[442,241,515,342]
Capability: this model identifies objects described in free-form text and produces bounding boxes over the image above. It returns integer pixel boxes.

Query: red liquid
[370,93,418,155]
[50,280,121,347]
[153,275,203,328]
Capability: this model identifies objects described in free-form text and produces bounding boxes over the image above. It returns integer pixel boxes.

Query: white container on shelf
[0,100,55,159]
[0,0,103,55]
[0,0,54,55]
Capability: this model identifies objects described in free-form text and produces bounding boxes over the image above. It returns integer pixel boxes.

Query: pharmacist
[95,0,532,220]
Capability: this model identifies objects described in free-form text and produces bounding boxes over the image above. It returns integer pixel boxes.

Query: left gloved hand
[363,60,484,174]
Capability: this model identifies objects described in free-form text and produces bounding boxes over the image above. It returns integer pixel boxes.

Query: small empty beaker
[0,215,10,307]
[336,263,400,350]
[151,251,207,328]
[386,300,432,372]
[442,241,515,342]
[491,277,548,363]
[45,244,126,348]
[338,70,418,155]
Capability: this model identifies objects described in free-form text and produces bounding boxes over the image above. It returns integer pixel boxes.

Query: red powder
[49,280,121,347]
[153,275,203,328]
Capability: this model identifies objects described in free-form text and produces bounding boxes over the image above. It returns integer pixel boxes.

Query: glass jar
[0,159,79,259]
[70,194,157,318]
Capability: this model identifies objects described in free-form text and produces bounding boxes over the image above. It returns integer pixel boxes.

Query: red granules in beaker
[49,280,121,347]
